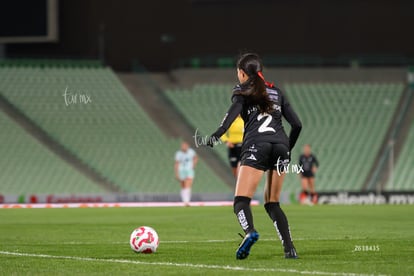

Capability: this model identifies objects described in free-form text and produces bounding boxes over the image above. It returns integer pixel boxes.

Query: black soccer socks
[233,196,255,234]
[264,202,294,251]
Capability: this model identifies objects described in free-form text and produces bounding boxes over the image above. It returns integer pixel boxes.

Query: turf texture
[0,205,413,275]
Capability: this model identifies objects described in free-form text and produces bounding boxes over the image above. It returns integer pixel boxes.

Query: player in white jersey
[174,141,198,206]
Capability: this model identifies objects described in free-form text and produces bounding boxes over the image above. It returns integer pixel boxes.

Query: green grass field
[0,205,413,275]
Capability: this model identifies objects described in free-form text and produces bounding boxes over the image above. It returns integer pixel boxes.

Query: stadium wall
[4,0,414,71]
[0,193,234,204]
[2,191,414,205]
[168,67,407,88]
[318,191,414,205]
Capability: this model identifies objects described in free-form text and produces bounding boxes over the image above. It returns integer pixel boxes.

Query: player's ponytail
[236,53,274,114]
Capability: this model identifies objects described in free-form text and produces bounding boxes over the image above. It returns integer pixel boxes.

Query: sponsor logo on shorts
[247,154,257,161]
[248,144,258,152]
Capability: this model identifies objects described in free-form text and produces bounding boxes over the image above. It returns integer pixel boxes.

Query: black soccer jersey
[299,154,319,177]
[212,84,302,151]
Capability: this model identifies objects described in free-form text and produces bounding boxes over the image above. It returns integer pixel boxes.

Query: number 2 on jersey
[257,113,276,133]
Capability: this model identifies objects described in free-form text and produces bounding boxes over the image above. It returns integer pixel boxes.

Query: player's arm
[208,95,243,145]
[312,155,319,174]
[193,154,198,169]
[281,93,302,150]
[174,161,180,181]
[174,152,180,181]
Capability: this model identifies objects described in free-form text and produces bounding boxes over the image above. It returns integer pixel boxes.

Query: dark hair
[236,53,273,113]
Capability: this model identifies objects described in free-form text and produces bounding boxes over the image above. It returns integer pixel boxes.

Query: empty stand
[392,123,414,190]
[1,63,407,195]
[0,111,105,194]
[164,82,404,192]
[0,66,229,194]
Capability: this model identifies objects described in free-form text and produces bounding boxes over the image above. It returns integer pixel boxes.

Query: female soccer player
[208,53,302,259]
[174,141,198,206]
[299,144,319,204]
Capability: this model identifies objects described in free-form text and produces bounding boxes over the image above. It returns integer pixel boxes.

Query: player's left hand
[207,135,219,147]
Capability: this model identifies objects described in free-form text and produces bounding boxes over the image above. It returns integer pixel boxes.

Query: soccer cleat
[236,231,259,260]
[284,247,298,259]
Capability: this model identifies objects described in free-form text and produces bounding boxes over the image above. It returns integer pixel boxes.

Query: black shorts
[228,143,242,168]
[240,142,290,171]
[301,171,315,178]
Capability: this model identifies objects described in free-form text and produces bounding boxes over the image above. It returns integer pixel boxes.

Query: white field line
[59,237,359,245]
[0,250,385,276]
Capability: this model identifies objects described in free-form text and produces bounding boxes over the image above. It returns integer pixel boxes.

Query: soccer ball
[130,226,159,253]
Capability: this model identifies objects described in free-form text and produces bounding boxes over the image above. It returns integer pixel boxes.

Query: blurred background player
[174,141,198,206]
[299,144,319,205]
[221,115,244,178]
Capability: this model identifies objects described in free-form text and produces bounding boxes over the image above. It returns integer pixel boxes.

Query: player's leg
[234,165,263,259]
[264,144,298,258]
[178,168,185,203]
[236,162,240,178]
[264,170,297,258]
[234,165,263,232]
[308,176,314,193]
[234,144,242,178]
[182,170,194,205]
[179,169,191,205]
[231,167,237,178]
[301,177,308,192]
[184,178,193,205]
[179,180,186,203]
[264,169,284,202]
[234,142,271,259]
[300,177,309,204]
[308,177,318,204]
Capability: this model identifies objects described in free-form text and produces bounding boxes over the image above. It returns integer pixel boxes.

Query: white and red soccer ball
[130,226,159,253]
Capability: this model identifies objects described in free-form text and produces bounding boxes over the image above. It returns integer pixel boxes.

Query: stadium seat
[0,65,229,194]
[392,123,414,190]
[0,111,105,194]
[164,82,404,193]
